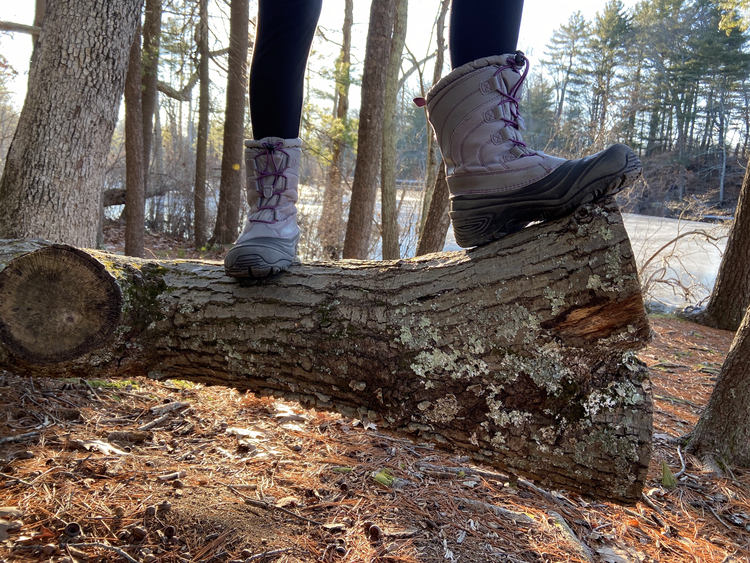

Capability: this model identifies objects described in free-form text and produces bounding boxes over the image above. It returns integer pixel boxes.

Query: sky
[0,0,640,109]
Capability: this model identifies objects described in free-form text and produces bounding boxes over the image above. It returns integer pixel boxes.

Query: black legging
[250,0,524,139]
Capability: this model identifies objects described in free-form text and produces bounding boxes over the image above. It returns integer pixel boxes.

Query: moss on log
[0,199,652,504]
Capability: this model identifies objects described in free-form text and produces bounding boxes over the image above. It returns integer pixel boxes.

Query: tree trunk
[694,155,750,331]
[686,302,750,467]
[141,0,162,182]
[319,0,354,260]
[380,0,408,260]
[124,21,146,258]
[0,0,143,247]
[415,165,451,255]
[342,0,398,259]
[0,199,652,504]
[193,0,210,249]
[32,0,46,51]
[210,0,249,246]
[416,0,450,252]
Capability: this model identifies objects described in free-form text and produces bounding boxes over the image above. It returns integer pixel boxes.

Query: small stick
[68,543,139,563]
[0,472,34,486]
[641,492,666,516]
[0,430,41,444]
[137,412,172,431]
[674,446,687,479]
[245,548,294,561]
[415,462,509,482]
[227,485,321,526]
[81,379,103,401]
[150,401,190,415]
[451,496,534,524]
[707,505,732,530]
[41,393,79,408]
[548,510,594,562]
[518,478,565,506]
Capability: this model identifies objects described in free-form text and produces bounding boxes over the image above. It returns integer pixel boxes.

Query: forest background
[0,0,749,262]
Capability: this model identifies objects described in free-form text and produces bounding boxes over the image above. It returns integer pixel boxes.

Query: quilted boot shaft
[422,53,641,247]
[423,53,566,196]
[241,137,301,240]
[224,137,301,278]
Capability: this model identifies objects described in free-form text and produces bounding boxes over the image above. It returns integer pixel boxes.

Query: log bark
[0,199,652,504]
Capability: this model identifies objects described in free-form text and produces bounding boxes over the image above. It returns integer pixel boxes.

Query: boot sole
[224,235,299,278]
[450,144,642,248]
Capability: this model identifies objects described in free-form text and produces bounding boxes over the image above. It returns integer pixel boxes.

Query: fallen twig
[137,412,173,431]
[641,492,666,516]
[0,430,42,444]
[708,504,732,530]
[80,379,103,401]
[415,462,509,482]
[674,446,687,479]
[151,401,190,415]
[548,510,594,562]
[452,496,534,524]
[68,542,139,563]
[228,485,322,526]
[0,471,34,486]
[518,478,565,506]
[245,548,295,561]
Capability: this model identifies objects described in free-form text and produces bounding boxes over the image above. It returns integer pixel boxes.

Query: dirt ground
[1,227,749,563]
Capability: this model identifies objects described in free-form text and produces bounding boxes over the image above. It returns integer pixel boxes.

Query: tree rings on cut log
[0,244,122,364]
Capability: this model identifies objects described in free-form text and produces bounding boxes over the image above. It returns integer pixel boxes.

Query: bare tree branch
[0,21,41,35]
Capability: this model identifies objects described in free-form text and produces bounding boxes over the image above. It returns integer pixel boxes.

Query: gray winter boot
[224,137,301,278]
[419,52,642,248]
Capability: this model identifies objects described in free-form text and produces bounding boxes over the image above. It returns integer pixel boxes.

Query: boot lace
[249,141,291,224]
[493,51,535,157]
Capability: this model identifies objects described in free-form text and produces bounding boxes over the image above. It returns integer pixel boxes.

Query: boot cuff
[426,54,516,105]
[245,137,303,149]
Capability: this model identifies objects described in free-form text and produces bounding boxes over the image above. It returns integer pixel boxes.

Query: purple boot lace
[249,141,292,225]
[492,51,535,157]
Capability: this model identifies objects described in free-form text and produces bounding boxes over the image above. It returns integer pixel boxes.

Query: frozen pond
[621,214,730,311]
[443,213,731,311]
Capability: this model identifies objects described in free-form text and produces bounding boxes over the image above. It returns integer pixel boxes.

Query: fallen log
[0,199,652,503]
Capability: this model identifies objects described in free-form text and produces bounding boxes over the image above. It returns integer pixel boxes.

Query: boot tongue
[500,65,523,96]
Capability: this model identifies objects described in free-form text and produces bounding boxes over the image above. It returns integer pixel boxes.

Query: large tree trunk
[319,0,354,260]
[141,0,162,182]
[32,0,46,51]
[380,0,408,260]
[193,0,210,249]
[125,21,146,258]
[0,199,652,504]
[210,0,249,246]
[342,0,398,259]
[416,0,450,243]
[0,0,143,247]
[694,155,750,331]
[686,302,750,467]
[415,165,451,255]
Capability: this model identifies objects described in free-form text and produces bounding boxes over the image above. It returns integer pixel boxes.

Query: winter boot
[419,52,642,248]
[224,137,301,277]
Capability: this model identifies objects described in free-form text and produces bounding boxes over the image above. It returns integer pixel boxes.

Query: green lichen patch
[424,394,460,424]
